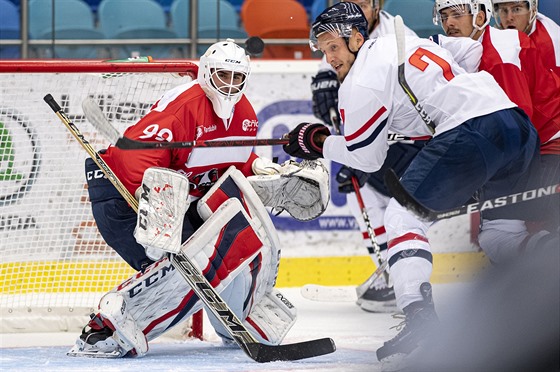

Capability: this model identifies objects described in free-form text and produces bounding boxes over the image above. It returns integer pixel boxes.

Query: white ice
[0,284,471,372]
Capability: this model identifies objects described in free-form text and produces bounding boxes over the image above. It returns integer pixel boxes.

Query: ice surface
[0,285,472,372]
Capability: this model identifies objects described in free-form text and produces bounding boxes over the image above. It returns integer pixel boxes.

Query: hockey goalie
[68,39,330,358]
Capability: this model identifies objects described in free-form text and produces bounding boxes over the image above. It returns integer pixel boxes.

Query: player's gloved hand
[311,70,340,126]
[336,166,369,193]
[283,123,330,160]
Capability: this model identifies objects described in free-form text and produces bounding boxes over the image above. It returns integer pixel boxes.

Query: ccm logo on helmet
[224,59,241,64]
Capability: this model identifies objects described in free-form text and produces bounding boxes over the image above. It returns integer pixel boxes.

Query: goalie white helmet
[433,0,493,37]
[198,39,251,121]
[491,0,538,33]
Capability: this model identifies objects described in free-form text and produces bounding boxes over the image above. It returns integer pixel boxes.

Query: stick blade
[246,338,336,363]
[82,98,121,145]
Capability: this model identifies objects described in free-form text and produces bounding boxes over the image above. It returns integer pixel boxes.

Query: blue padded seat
[0,0,20,58]
[384,0,442,38]
[98,0,178,58]
[28,0,105,58]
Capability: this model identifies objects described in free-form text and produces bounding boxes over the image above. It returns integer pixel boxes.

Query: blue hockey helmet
[310,2,369,52]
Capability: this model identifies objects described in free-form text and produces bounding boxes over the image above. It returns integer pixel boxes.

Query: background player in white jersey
[70,39,329,358]
[492,0,560,76]
[283,3,540,369]
[310,0,420,313]
[433,0,560,263]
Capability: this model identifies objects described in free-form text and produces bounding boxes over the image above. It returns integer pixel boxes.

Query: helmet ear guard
[198,39,251,121]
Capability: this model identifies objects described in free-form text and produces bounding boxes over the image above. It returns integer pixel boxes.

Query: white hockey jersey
[322,36,516,173]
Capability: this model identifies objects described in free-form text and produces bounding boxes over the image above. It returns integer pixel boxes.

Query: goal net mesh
[0,61,202,335]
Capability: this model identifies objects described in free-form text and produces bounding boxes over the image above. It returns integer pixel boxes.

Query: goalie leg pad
[247,160,330,221]
[134,167,191,260]
[198,166,282,292]
[244,288,297,345]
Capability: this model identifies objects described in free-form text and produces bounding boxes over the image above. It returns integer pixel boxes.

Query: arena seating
[98,0,177,58]
[0,0,20,58]
[28,0,105,58]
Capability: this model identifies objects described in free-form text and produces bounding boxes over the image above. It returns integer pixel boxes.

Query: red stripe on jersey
[362,225,385,240]
[345,106,387,142]
[388,232,429,250]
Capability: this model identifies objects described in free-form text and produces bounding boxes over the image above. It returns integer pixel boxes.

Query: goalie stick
[44,94,336,363]
[82,97,286,149]
[384,169,560,222]
[395,15,435,135]
[83,98,428,150]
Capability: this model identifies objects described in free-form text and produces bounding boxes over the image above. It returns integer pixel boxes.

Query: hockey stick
[81,98,287,149]
[328,107,390,296]
[395,15,436,134]
[384,168,560,222]
[83,98,428,150]
[44,94,336,362]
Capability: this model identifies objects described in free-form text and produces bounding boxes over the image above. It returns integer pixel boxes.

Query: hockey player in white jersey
[310,0,420,314]
[283,2,540,370]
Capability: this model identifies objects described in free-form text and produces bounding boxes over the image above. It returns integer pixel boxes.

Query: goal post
[0,59,203,338]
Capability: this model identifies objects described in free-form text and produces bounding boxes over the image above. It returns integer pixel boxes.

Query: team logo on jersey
[191,168,219,192]
[242,119,258,132]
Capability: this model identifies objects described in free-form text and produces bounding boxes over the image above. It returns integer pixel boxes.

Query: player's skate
[67,292,148,358]
[376,282,438,371]
[356,275,397,313]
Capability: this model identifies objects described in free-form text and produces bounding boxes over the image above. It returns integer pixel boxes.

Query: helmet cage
[433,0,492,35]
[491,0,538,31]
[309,23,354,52]
[198,39,251,120]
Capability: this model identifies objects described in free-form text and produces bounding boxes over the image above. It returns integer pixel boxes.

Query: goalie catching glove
[248,159,330,221]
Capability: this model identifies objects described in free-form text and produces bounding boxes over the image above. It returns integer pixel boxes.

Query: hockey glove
[311,70,340,126]
[283,123,330,160]
[336,166,369,193]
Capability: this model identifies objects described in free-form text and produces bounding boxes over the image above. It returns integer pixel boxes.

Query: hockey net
[0,59,203,338]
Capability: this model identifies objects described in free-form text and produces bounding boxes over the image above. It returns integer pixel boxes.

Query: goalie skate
[67,334,124,358]
[67,315,125,358]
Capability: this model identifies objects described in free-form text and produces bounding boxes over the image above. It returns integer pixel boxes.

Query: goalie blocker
[71,167,299,358]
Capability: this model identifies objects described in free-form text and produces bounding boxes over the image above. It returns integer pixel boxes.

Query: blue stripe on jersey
[347,118,388,152]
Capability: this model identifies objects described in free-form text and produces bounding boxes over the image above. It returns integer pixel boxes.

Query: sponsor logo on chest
[242,119,258,132]
[196,124,217,139]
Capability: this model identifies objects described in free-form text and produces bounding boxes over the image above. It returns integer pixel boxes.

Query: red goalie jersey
[101,81,259,199]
